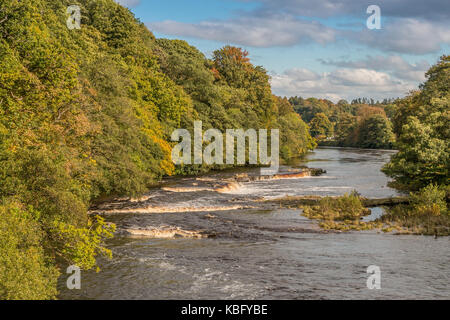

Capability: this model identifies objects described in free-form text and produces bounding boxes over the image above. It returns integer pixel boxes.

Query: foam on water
[59,148,448,300]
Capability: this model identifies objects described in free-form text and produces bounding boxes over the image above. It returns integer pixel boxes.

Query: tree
[358,115,395,149]
[309,113,333,140]
[383,55,449,190]
[291,98,332,122]
[212,46,252,88]
[0,0,191,299]
[0,0,322,299]
[356,105,386,119]
[0,203,58,300]
[275,96,316,159]
[335,113,357,146]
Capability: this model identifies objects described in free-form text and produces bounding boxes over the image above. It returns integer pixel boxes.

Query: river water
[59,147,450,300]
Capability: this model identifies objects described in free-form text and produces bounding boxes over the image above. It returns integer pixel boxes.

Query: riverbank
[318,140,396,150]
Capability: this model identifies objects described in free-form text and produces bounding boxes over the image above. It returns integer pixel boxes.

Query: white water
[59,148,450,300]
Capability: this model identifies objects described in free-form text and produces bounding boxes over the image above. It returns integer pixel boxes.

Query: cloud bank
[148,15,336,47]
[270,67,419,102]
[138,0,448,100]
[147,1,450,54]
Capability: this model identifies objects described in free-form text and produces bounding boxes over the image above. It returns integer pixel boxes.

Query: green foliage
[334,107,395,149]
[0,0,317,299]
[380,184,450,236]
[0,0,188,299]
[156,40,315,164]
[383,55,450,190]
[410,184,448,216]
[302,192,378,232]
[290,97,338,122]
[275,96,316,159]
[303,191,369,221]
[357,114,395,149]
[309,112,333,140]
[0,202,58,300]
[334,112,358,145]
[290,97,397,149]
[49,215,116,270]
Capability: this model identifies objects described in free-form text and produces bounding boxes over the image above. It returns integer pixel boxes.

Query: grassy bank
[299,186,449,235]
[301,192,384,232]
[380,185,450,236]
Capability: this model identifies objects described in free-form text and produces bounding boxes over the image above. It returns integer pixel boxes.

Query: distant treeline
[289,97,397,149]
[289,54,449,193]
[350,97,399,105]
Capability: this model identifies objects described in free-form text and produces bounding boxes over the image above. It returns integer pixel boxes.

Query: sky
[116,0,450,102]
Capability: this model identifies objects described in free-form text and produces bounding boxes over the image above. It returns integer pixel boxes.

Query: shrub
[410,184,448,216]
[380,184,450,235]
[48,215,116,270]
[0,202,59,300]
[303,191,369,221]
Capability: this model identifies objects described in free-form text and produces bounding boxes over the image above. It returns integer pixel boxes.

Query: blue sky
[117,0,450,102]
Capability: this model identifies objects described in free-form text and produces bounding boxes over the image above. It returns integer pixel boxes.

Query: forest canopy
[290,97,396,149]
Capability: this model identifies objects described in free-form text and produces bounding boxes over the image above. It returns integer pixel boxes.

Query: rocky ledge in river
[119,225,213,239]
[214,168,326,193]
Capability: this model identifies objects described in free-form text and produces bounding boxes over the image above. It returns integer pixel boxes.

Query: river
[59,147,450,300]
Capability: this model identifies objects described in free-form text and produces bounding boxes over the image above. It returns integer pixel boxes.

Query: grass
[301,185,450,236]
[380,205,450,236]
[302,191,370,220]
[380,184,450,236]
[302,191,375,231]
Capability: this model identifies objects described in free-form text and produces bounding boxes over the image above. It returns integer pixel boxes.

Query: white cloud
[284,68,321,81]
[329,68,393,86]
[320,55,430,82]
[147,15,336,47]
[270,68,416,102]
[353,18,450,54]
[241,0,450,21]
[145,0,450,54]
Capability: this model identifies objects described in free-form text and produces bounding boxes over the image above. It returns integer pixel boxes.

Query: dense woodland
[0,0,315,299]
[289,96,397,149]
[0,0,448,299]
